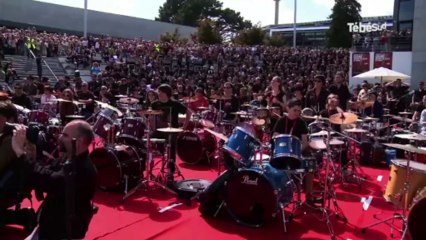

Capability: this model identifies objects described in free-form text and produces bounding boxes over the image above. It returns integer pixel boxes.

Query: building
[0,0,196,41]
[394,0,415,32]
[264,16,394,48]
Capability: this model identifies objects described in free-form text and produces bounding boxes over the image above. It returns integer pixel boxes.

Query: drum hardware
[361,145,426,238]
[95,100,123,117]
[121,109,180,203]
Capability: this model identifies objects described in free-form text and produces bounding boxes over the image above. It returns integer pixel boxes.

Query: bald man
[12,120,97,240]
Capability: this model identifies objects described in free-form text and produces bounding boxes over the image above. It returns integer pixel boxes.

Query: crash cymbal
[138,109,163,115]
[118,97,139,105]
[157,127,184,133]
[363,116,379,122]
[383,143,426,154]
[65,115,85,120]
[329,112,358,125]
[399,112,413,116]
[345,128,368,133]
[394,133,426,141]
[302,115,330,121]
[204,128,229,142]
[392,116,413,123]
[95,100,123,117]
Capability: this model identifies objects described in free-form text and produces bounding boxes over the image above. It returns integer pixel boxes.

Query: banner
[352,52,370,76]
[374,52,393,69]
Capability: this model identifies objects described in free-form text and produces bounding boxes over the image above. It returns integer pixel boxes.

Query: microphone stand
[64,138,77,240]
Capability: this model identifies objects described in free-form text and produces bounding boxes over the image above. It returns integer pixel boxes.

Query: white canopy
[353,67,410,82]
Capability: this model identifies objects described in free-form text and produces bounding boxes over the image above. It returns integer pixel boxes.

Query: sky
[35,0,395,26]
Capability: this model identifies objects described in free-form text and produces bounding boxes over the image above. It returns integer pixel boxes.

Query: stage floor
[1,156,405,240]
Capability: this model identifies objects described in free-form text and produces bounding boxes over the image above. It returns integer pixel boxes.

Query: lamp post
[84,0,88,38]
[293,0,297,48]
[274,0,280,25]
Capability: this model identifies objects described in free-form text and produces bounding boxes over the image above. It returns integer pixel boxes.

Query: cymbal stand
[362,152,413,238]
[122,113,176,203]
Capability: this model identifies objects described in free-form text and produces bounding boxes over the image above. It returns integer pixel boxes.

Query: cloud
[312,0,394,17]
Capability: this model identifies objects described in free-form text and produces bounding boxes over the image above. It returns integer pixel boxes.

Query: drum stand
[122,116,176,203]
[361,154,414,239]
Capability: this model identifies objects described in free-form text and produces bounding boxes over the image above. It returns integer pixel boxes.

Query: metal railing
[352,36,412,52]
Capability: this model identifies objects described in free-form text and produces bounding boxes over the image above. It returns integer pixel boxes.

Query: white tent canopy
[353,67,410,82]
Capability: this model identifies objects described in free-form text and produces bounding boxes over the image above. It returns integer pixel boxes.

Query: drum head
[177,131,203,164]
[270,156,301,170]
[90,147,121,189]
[408,197,426,239]
[225,168,278,227]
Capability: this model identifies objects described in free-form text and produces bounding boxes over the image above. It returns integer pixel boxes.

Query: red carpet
[1,154,407,240]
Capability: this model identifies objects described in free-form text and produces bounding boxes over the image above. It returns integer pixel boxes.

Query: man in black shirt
[151,84,191,185]
[77,82,95,119]
[412,81,426,105]
[11,120,97,240]
[306,75,329,113]
[273,98,317,204]
[11,83,32,110]
[329,72,351,110]
[213,82,240,121]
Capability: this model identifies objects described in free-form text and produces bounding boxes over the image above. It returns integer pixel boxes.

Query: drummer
[40,86,57,117]
[59,88,77,125]
[272,98,318,206]
[187,88,209,112]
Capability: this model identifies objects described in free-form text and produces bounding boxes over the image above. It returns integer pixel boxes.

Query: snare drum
[28,111,49,125]
[223,127,262,167]
[225,162,293,227]
[90,144,143,190]
[384,159,426,207]
[117,117,146,145]
[93,114,115,140]
[201,110,218,128]
[270,134,302,170]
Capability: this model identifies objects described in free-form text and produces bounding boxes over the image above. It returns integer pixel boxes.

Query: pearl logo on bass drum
[241,175,259,186]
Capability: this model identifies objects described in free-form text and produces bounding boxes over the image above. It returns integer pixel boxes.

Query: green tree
[197,19,222,44]
[264,34,285,47]
[234,25,265,45]
[326,0,362,48]
[160,28,188,43]
[157,0,252,40]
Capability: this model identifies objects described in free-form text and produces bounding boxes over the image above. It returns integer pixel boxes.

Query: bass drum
[90,145,143,190]
[408,187,426,240]
[176,130,216,164]
[225,163,293,227]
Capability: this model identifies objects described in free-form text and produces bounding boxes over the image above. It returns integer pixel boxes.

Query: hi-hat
[309,138,345,150]
[232,111,249,116]
[392,116,413,123]
[157,127,183,133]
[309,130,335,137]
[363,116,379,122]
[329,112,358,125]
[383,143,426,154]
[115,95,128,98]
[65,115,85,120]
[399,112,413,116]
[197,106,209,111]
[118,97,139,104]
[302,115,329,121]
[204,128,228,142]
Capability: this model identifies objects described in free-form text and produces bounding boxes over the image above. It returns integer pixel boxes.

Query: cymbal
[204,128,229,142]
[118,97,139,104]
[65,115,85,120]
[157,127,184,133]
[13,104,31,114]
[345,128,368,133]
[241,104,252,108]
[138,109,163,115]
[329,112,358,125]
[383,143,426,154]
[178,114,186,119]
[399,112,413,116]
[115,95,128,98]
[394,133,426,141]
[210,95,232,100]
[197,106,209,111]
[383,114,394,118]
[392,116,413,123]
[252,118,266,126]
[181,97,198,103]
[200,119,215,129]
[302,115,329,121]
[231,111,249,116]
[363,116,379,122]
[95,100,123,117]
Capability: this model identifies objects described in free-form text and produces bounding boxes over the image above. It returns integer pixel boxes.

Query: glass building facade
[394,0,415,32]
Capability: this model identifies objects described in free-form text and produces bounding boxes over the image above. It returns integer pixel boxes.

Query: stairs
[3,55,68,83]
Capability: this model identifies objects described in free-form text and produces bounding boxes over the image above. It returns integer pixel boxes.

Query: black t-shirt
[11,94,32,109]
[214,96,239,120]
[272,115,308,140]
[77,91,95,112]
[329,84,351,110]
[151,99,187,128]
[416,104,425,113]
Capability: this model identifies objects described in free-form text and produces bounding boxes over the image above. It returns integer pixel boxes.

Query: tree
[157,0,252,40]
[234,25,265,46]
[197,19,222,44]
[160,28,188,43]
[326,0,362,48]
[264,34,286,47]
